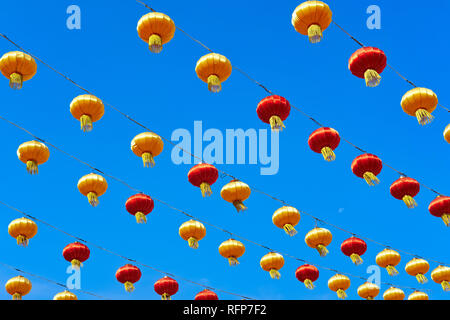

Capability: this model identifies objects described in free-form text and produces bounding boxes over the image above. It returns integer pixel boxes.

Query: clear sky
[0,0,448,300]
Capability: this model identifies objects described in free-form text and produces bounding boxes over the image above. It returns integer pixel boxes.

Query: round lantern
[5,276,32,300]
[0,51,37,89]
[154,276,179,300]
[219,239,245,266]
[428,196,450,227]
[188,163,219,197]
[351,153,382,186]
[17,141,50,175]
[291,1,332,43]
[408,291,429,300]
[328,274,350,299]
[179,220,206,249]
[383,287,405,300]
[376,249,401,276]
[116,264,141,292]
[131,132,164,168]
[357,282,380,300]
[348,47,387,87]
[77,173,108,207]
[431,265,450,291]
[305,227,332,257]
[444,124,450,144]
[340,237,367,265]
[401,87,438,125]
[295,264,319,289]
[195,53,232,93]
[260,252,284,279]
[272,206,300,236]
[405,258,429,284]
[308,127,340,161]
[256,95,290,131]
[195,289,218,300]
[63,242,90,268]
[390,176,420,209]
[137,12,176,53]
[220,180,251,212]
[8,217,37,247]
[70,95,104,132]
[125,193,154,224]
[53,290,78,300]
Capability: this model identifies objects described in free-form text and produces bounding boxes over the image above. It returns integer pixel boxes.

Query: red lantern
[62,242,90,268]
[154,276,179,300]
[125,193,154,224]
[256,95,290,131]
[390,177,420,209]
[195,289,219,300]
[429,196,450,227]
[341,237,367,265]
[351,154,382,186]
[188,163,219,197]
[116,264,141,292]
[295,264,319,289]
[349,47,387,87]
[308,127,341,161]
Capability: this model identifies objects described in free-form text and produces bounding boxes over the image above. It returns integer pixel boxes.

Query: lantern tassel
[149,34,163,53]
[320,147,336,161]
[200,182,212,197]
[364,69,381,87]
[441,281,450,292]
[307,24,323,43]
[232,200,247,212]
[386,265,399,276]
[269,115,285,131]
[363,172,380,186]
[124,281,135,293]
[12,293,22,300]
[71,259,82,269]
[415,108,434,126]
[269,269,281,280]
[316,244,329,257]
[402,195,417,209]
[16,235,29,247]
[304,279,315,290]
[87,192,99,207]
[135,212,147,224]
[366,296,374,300]
[80,115,93,132]
[441,214,450,227]
[350,253,363,265]
[9,72,23,90]
[207,74,221,93]
[188,237,199,249]
[283,224,297,236]
[142,152,155,168]
[415,273,428,284]
[336,289,347,300]
[161,293,171,300]
[26,160,38,175]
[228,257,239,266]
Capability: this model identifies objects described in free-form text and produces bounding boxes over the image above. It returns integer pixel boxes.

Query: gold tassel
[367,296,374,300]
[336,289,347,300]
[188,237,199,249]
[269,269,281,279]
[386,265,399,276]
[307,24,323,43]
[161,293,171,300]
[124,281,135,293]
[142,152,155,168]
[304,279,314,290]
[402,195,417,209]
[12,293,22,300]
[415,273,428,284]
[71,259,82,269]
[207,74,221,93]
[200,182,212,197]
[269,115,285,131]
[363,172,380,186]
[9,73,23,90]
[228,257,239,266]
[135,212,147,224]
[26,160,38,175]
[441,281,450,292]
[364,69,381,87]
[316,244,329,257]
[415,108,434,126]
[149,34,163,53]
[80,115,93,132]
[283,224,297,237]
[16,235,28,247]
[87,191,99,207]
[232,200,247,212]
[350,253,363,265]
[441,214,450,227]
[321,147,336,162]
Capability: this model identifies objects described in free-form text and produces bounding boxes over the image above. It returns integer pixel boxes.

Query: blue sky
[0,0,448,300]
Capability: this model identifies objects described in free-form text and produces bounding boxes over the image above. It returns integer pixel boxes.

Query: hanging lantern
[70,95,105,132]
[116,264,141,292]
[53,290,78,300]
[8,217,37,247]
[401,88,438,125]
[195,53,232,93]
[125,193,154,224]
[187,163,218,197]
[444,124,450,144]
[260,252,284,279]
[218,239,245,266]
[383,287,405,300]
[179,220,206,249]
[77,173,108,207]
[5,276,32,300]
[272,206,301,236]
[351,153,382,186]
[137,12,176,53]
[295,264,319,289]
[154,276,179,300]
[16,141,50,175]
[131,132,164,168]
[256,95,291,131]
[340,237,367,265]
[357,282,380,300]
[220,180,251,212]
[348,47,387,87]
[305,227,332,257]
[328,274,350,300]
[376,248,401,276]
[291,1,332,43]
[195,289,218,300]
[428,196,450,227]
[63,242,90,269]
[0,51,37,89]
[431,265,450,291]
[408,291,429,300]
[405,258,429,284]
[390,176,420,209]
[308,127,340,161]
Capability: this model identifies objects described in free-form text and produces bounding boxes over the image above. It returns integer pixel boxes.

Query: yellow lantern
[405,258,429,284]
[444,124,450,144]
[8,218,37,247]
[17,141,50,175]
[219,239,245,266]
[220,180,251,212]
[260,253,284,279]
[272,206,300,236]
[305,227,332,257]
[291,1,332,43]
[5,276,32,300]
[431,265,450,291]
[376,249,401,276]
[70,95,105,132]
[77,173,108,207]
[0,51,37,89]
[195,53,232,93]
[179,220,206,249]
[53,290,78,300]
[401,87,438,125]
[131,132,164,167]
[357,282,380,300]
[137,12,176,53]
[383,287,405,300]
[328,274,350,299]
[408,291,429,300]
